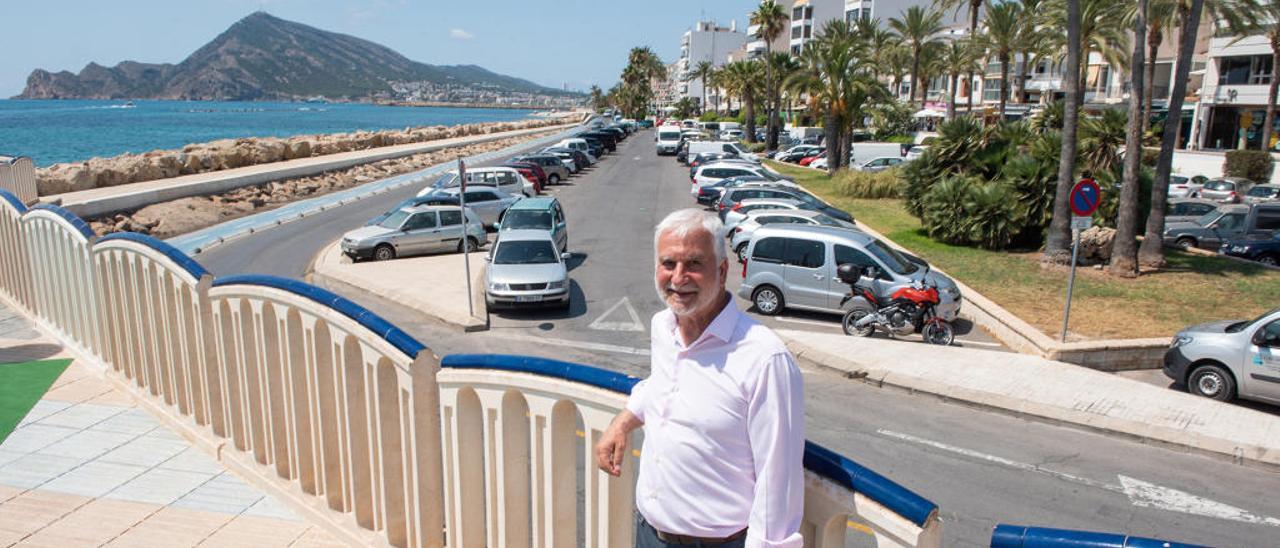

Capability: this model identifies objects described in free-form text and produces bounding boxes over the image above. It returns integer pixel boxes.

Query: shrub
[746,142,767,153]
[1224,150,1274,183]
[883,134,915,144]
[833,169,903,199]
[698,111,721,122]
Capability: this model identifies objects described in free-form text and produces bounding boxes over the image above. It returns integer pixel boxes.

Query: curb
[780,331,1280,470]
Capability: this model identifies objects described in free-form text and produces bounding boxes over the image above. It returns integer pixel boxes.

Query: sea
[0,99,540,167]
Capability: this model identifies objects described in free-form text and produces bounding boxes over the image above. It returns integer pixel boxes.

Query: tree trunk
[999,55,1010,118]
[967,1,980,116]
[1261,41,1280,151]
[1015,53,1029,104]
[745,94,757,143]
[1045,0,1083,260]
[911,46,922,105]
[1109,0,1147,278]
[949,72,959,120]
[824,110,840,176]
[1139,0,1205,268]
[1141,28,1162,135]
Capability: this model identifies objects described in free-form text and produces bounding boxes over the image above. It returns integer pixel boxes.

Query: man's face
[655,229,728,317]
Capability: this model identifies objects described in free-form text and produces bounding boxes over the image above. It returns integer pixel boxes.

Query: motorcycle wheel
[922,321,954,346]
[842,308,875,337]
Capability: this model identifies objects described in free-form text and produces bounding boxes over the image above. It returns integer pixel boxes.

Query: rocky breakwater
[36,117,568,195]
[85,130,555,239]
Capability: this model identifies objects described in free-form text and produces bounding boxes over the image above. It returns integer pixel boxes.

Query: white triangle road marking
[1119,475,1280,527]
[589,296,645,332]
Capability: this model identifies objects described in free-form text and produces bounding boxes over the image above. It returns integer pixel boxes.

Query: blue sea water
[0,99,539,167]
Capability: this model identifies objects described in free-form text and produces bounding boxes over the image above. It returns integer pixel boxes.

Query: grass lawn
[767,161,1280,340]
[0,359,71,443]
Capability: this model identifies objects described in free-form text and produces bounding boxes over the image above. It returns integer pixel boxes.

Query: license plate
[515,295,542,303]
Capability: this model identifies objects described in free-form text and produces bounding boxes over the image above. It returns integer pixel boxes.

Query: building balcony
[1202,82,1273,105]
[748,40,768,53]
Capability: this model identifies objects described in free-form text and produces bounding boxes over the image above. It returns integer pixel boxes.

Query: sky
[0,0,762,97]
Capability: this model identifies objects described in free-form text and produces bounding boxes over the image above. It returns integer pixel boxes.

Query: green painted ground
[0,359,71,443]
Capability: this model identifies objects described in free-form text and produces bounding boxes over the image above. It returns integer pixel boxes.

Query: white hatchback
[423,167,535,198]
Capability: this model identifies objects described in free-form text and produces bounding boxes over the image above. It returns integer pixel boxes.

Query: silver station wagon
[342,205,486,261]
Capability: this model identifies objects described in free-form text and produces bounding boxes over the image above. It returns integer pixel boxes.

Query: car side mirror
[1254,330,1272,347]
[493,221,501,230]
[561,252,572,261]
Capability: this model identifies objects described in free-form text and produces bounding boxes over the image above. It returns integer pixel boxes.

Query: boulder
[1078,226,1117,263]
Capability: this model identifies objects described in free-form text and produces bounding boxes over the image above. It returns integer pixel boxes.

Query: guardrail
[0,186,943,547]
[991,525,1205,548]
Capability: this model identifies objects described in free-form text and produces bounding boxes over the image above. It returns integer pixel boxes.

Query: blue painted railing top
[439,352,939,528]
[98,232,210,280]
[990,525,1207,548]
[441,353,641,394]
[0,188,27,213]
[213,274,426,358]
[31,203,96,239]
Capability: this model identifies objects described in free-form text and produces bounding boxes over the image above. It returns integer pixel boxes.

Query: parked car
[738,225,961,320]
[1163,203,1280,250]
[342,205,485,261]
[656,128,683,155]
[1167,174,1208,199]
[686,141,760,163]
[554,138,601,160]
[717,185,854,224]
[849,143,905,167]
[798,152,825,167]
[579,131,617,152]
[512,154,570,185]
[497,197,569,253]
[425,166,534,198]
[1198,177,1255,203]
[484,229,572,310]
[504,160,546,191]
[432,187,521,228]
[722,199,806,229]
[855,156,904,173]
[773,145,823,162]
[719,129,745,140]
[540,149,579,173]
[1244,184,1280,204]
[688,152,742,172]
[366,194,460,226]
[811,156,829,170]
[691,162,788,195]
[729,209,858,259]
[1219,230,1280,266]
[695,176,768,206]
[543,146,593,169]
[1164,307,1280,404]
[1165,198,1222,224]
[904,146,929,161]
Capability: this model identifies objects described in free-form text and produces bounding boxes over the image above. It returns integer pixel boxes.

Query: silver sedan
[485,229,572,309]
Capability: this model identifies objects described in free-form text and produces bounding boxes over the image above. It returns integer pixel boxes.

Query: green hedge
[832,169,903,199]
[1224,150,1274,183]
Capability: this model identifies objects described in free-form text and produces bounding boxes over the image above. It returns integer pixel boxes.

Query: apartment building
[1191,23,1273,150]
[678,20,748,108]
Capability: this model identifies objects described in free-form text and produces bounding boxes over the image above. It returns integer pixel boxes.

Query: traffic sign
[1072,216,1093,230]
[1069,178,1101,217]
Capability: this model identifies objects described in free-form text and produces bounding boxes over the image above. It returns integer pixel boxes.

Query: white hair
[654,208,727,265]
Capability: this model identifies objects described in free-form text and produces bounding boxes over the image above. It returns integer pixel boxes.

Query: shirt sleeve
[625,377,650,424]
[745,351,806,548]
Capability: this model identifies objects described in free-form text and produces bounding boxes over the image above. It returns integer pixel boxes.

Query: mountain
[17,12,572,101]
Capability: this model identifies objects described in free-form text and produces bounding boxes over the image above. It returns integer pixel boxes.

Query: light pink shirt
[627,298,805,548]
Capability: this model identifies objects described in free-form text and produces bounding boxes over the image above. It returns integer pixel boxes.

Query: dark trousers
[635,514,746,548]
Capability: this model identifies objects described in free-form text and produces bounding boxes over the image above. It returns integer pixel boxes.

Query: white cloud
[449,28,474,40]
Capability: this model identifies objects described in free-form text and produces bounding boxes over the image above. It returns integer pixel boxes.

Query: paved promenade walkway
[0,302,342,547]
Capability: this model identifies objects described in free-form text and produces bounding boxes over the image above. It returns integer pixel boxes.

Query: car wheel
[548,174,561,185]
[1175,237,1196,250]
[458,237,480,253]
[373,244,396,261]
[752,286,784,316]
[1259,254,1278,267]
[735,242,748,261]
[1188,364,1236,402]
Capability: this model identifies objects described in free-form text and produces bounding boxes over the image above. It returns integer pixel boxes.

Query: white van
[656,128,683,155]
[687,141,760,163]
[848,143,903,168]
[422,167,535,198]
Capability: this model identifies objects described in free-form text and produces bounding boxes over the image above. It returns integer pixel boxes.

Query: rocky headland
[37,116,571,196]
[85,129,563,239]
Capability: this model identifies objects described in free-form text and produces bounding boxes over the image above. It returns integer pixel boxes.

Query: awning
[913,109,946,118]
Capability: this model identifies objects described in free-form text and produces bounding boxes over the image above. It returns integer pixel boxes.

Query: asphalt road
[195,129,1280,546]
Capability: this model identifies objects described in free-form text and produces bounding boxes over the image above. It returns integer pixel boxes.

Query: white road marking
[877,429,1280,527]
[955,339,1004,348]
[503,333,650,356]
[774,317,840,329]
[588,296,646,332]
[633,156,642,161]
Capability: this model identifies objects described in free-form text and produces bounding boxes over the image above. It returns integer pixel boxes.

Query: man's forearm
[610,409,644,434]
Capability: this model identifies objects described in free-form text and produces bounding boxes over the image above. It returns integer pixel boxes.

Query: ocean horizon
[0,99,539,167]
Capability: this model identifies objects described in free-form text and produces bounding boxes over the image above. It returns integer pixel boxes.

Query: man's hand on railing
[595,410,642,477]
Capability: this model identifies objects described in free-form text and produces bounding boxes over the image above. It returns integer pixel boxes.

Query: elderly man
[595,208,805,547]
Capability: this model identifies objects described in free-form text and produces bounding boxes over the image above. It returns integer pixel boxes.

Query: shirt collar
[666,293,740,349]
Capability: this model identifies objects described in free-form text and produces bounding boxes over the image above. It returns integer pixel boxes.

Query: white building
[678,20,748,109]
[1193,27,1270,150]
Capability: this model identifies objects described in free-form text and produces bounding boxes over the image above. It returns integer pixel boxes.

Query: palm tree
[885,46,914,100]
[1013,0,1051,103]
[1110,0,1148,277]
[935,0,992,113]
[1048,0,1130,106]
[940,38,984,119]
[618,47,667,119]
[1134,0,1179,133]
[1044,0,1083,260]
[589,85,607,112]
[751,0,790,149]
[890,6,945,105]
[764,52,802,149]
[1138,0,1207,268]
[984,2,1024,117]
[721,61,765,141]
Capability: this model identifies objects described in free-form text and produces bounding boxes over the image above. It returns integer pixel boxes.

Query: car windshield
[1193,211,1222,226]
[866,239,919,274]
[1204,180,1234,191]
[433,172,459,187]
[378,210,411,229]
[1228,308,1280,333]
[502,210,553,230]
[813,214,845,227]
[659,131,681,140]
[1247,186,1276,197]
[493,240,558,265]
[759,170,783,181]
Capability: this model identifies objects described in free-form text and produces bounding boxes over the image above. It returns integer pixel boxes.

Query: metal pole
[459,160,474,318]
[1060,227,1080,342]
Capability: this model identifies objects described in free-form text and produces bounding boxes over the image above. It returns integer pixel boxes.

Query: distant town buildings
[388,80,581,108]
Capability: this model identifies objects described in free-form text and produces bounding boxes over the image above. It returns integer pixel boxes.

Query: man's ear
[718,258,729,285]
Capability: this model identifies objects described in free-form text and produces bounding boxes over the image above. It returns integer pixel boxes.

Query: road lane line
[773,317,839,328]
[503,333,650,356]
[955,339,1004,348]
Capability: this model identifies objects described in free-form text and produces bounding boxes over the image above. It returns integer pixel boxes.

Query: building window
[983,78,1002,102]
[1218,55,1273,85]
[792,26,802,39]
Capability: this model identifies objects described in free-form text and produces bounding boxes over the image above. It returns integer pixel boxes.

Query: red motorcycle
[836,263,954,346]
